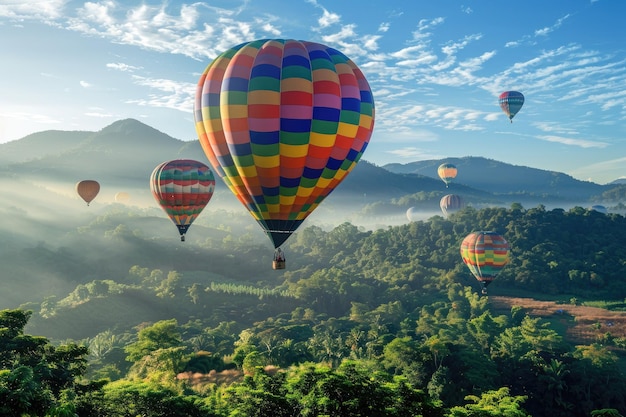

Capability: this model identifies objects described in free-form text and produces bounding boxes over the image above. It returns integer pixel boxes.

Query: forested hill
[2,118,626,415]
[9,202,626,417]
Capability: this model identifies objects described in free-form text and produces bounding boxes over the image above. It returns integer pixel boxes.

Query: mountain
[383,157,610,203]
[1,118,622,211]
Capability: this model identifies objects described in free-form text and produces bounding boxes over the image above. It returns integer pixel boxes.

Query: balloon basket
[272,260,286,270]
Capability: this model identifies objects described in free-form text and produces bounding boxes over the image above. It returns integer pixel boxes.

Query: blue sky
[1,0,625,184]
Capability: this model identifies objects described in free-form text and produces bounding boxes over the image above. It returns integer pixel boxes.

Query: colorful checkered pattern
[194,39,375,248]
[460,231,510,283]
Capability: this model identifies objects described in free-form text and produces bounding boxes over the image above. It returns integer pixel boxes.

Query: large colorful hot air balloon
[440,194,464,217]
[460,231,510,295]
[194,39,375,257]
[76,180,100,206]
[499,91,524,123]
[150,159,215,242]
[437,163,457,188]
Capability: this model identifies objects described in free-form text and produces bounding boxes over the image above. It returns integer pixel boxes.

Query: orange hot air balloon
[437,163,457,188]
[76,180,100,206]
[194,39,375,258]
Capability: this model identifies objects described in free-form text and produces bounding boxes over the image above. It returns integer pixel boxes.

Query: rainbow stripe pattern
[150,159,215,238]
[194,39,375,248]
[460,231,510,283]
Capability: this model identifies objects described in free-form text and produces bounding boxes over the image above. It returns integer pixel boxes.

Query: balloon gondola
[194,39,375,268]
[272,248,286,270]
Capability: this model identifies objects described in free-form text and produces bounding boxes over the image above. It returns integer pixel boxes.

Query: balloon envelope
[440,194,464,217]
[437,163,457,187]
[460,231,510,285]
[406,207,420,222]
[499,91,524,122]
[194,39,375,248]
[115,192,130,203]
[150,159,215,240]
[76,180,100,205]
[589,205,607,214]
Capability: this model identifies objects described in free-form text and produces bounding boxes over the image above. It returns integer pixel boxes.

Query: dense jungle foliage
[3,204,626,416]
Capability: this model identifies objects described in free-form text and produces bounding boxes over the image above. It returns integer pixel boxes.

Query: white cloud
[0,0,67,21]
[107,62,142,72]
[535,14,570,37]
[127,76,196,112]
[537,135,609,148]
[318,8,340,28]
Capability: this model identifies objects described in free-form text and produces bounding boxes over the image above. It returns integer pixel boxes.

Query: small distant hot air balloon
[76,180,100,206]
[194,38,375,268]
[437,163,457,188]
[150,159,215,242]
[460,231,510,295]
[589,205,607,214]
[406,207,420,222]
[115,192,130,203]
[499,91,524,123]
[440,194,465,217]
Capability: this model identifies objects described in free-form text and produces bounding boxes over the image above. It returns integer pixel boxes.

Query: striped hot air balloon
[150,159,215,241]
[460,231,510,295]
[437,163,457,188]
[194,39,375,253]
[499,91,525,122]
[440,194,465,217]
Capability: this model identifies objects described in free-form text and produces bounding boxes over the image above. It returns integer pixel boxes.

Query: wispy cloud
[386,146,443,160]
[537,135,608,148]
[0,0,66,21]
[127,76,195,112]
[107,62,142,72]
[535,14,570,36]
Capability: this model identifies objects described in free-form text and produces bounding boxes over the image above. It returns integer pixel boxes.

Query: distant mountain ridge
[383,157,608,202]
[1,118,623,207]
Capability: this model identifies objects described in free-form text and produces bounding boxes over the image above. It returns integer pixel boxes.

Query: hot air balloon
[115,192,130,203]
[589,204,607,214]
[406,207,420,222]
[150,159,215,242]
[460,231,510,295]
[194,39,375,267]
[76,180,100,206]
[440,194,464,217]
[437,163,457,188]
[499,91,524,123]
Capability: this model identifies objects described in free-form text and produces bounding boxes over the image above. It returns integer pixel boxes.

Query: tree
[447,387,530,417]
[124,319,183,363]
[0,309,90,416]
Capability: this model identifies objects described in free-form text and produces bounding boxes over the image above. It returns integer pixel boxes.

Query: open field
[489,296,626,345]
